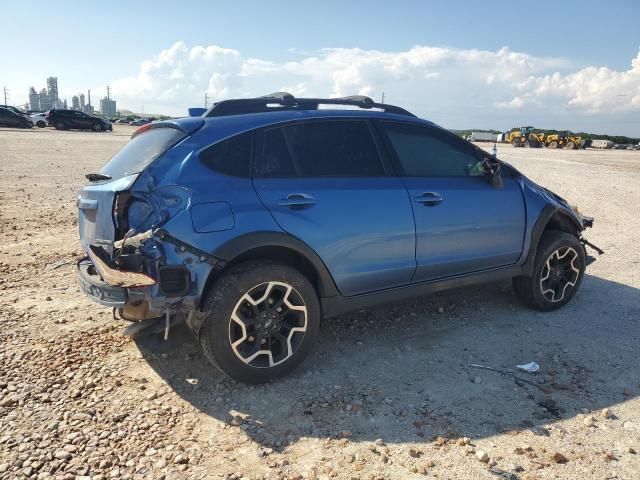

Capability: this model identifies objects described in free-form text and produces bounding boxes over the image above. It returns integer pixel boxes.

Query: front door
[73,111,91,129]
[253,119,416,296]
[379,121,526,282]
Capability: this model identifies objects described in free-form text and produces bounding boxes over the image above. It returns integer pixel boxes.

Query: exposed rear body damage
[76,93,599,383]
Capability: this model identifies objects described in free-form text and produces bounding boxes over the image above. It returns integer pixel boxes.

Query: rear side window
[99,128,186,180]
[382,122,481,177]
[199,131,252,178]
[259,120,384,177]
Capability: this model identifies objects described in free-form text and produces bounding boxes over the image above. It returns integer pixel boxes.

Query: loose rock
[551,452,568,463]
[476,450,489,463]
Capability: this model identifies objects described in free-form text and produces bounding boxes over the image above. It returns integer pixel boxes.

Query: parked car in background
[30,112,47,128]
[76,93,598,383]
[130,117,152,126]
[46,109,113,132]
[0,107,33,128]
[0,104,29,117]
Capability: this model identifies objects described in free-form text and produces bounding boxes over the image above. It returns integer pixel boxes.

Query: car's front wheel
[92,123,104,132]
[36,121,46,128]
[199,261,320,383]
[513,231,586,311]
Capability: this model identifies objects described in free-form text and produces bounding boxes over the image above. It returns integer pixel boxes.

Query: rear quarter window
[99,127,186,180]
[198,131,252,178]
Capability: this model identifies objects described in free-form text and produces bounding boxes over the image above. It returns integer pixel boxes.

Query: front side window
[199,131,252,178]
[259,120,384,177]
[382,122,482,177]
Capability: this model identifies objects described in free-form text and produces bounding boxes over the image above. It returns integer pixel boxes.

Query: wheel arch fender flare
[522,205,583,275]
[204,231,340,300]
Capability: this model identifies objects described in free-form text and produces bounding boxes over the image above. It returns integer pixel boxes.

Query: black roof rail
[205,92,415,118]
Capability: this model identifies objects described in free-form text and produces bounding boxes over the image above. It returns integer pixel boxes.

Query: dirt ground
[1,126,639,480]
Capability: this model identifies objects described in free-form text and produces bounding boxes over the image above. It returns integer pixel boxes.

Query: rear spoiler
[131,117,204,139]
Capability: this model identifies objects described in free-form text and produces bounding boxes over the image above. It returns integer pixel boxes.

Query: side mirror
[490,170,503,189]
[482,158,503,189]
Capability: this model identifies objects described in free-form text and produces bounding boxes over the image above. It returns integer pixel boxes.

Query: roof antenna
[381,92,385,104]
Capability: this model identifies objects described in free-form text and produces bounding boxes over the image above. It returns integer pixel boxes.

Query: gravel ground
[0,126,639,480]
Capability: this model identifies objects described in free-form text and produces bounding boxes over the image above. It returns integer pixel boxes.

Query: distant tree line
[452,128,639,144]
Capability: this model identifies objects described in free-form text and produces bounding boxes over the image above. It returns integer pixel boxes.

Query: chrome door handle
[277,193,316,208]
[414,192,443,206]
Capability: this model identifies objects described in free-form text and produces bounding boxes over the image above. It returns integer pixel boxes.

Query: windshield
[99,128,186,180]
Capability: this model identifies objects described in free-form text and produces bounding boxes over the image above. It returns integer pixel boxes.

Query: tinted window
[100,128,186,180]
[382,122,481,177]
[262,128,295,177]
[199,131,252,178]
[260,120,384,177]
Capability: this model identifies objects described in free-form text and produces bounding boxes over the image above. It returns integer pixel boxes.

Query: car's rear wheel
[199,261,320,383]
[92,122,104,132]
[54,120,66,130]
[36,121,46,128]
[513,231,586,311]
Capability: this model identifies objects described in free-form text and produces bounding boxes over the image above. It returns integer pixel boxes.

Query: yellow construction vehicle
[544,131,581,150]
[507,126,544,148]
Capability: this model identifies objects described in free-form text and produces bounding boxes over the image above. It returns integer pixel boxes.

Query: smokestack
[88,89,91,106]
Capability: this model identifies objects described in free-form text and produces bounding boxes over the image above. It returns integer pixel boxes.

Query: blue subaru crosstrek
[76,93,598,383]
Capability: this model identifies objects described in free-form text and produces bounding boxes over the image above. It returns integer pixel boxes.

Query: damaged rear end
[76,118,213,323]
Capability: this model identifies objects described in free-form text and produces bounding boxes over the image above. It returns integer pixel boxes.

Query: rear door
[252,119,416,296]
[0,109,12,126]
[379,121,526,282]
[0,109,20,127]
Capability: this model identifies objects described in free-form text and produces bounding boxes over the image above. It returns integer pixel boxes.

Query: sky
[1,0,639,136]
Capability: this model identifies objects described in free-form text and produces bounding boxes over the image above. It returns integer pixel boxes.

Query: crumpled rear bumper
[77,258,128,307]
[77,245,156,308]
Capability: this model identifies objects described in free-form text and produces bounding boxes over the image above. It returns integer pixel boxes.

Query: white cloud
[108,42,640,134]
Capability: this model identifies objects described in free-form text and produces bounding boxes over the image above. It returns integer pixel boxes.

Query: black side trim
[155,229,225,269]
[321,265,523,318]
[212,231,340,298]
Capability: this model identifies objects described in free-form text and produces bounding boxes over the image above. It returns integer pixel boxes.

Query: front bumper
[77,258,128,307]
